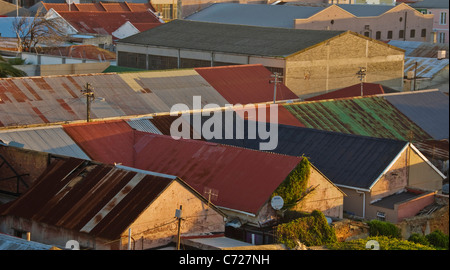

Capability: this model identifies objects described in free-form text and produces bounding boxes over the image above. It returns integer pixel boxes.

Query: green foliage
[277,210,337,248]
[426,230,449,250]
[408,233,430,246]
[367,220,401,239]
[327,236,436,250]
[272,157,310,209]
[0,55,27,78]
[7,58,26,65]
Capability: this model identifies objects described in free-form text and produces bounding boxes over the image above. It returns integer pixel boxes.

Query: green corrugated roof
[284,96,432,142]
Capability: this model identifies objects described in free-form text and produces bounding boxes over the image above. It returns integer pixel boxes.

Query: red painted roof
[195,64,299,105]
[58,11,162,35]
[305,83,387,101]
[234,104,305,127]
[43,2,155,12]
[63,120,303,215]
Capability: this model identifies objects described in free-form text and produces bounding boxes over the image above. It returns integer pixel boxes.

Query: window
[364,31,370,37]
[376,211,386,221]
[376,31,381,40]
[387,31,393,39]
[399,30,405,39]
[440,12,447,25]
[438,32,446,43]
[421,28,427,38]
[410,29,415,38]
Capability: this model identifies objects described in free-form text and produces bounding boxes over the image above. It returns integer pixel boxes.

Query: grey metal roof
[0,126,91,160]
[118,20,345,57]
[371,191,428,209]
[383,90,449,140]
[404,57,449,78]
[205,120,408,190]
[0,233,58,250]
[387,40,449,58]
[337,4,396,17]
[126,117,163,134]
[185,3,324,28]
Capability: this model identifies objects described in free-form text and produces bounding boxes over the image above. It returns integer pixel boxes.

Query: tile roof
[62,121,304,215]
[382,90,449,140]
[207,122,408,190]
[0,157,180,240]
[305,83,395,101]
[284,96,432,142]
[118,19,346,58]
[195,64,299,104]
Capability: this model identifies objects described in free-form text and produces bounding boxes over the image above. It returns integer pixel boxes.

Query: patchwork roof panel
[284,96,432,142]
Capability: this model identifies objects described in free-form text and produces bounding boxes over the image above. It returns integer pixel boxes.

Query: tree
[13,7,67,52]
[0,55,27,78]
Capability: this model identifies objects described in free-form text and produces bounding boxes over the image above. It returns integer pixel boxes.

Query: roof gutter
[217,206,256,218]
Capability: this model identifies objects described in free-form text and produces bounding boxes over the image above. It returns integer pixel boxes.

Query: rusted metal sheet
[284,96,432,142]
[63,121,303,215]
[195,64,298,105]
[0,157,175,240]
[305,83,389,101]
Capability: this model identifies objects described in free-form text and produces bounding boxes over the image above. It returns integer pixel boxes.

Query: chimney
[437,50,446,60]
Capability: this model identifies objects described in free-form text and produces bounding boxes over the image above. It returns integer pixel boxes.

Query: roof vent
[437,50,446,60]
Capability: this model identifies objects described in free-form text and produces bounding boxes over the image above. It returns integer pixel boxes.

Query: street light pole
[270,72,284,104]
[356,67,367,96]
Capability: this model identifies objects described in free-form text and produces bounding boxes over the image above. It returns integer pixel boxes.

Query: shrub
[408,233,430,246]
[327,236,435,250]
[426,230,449,250]
[277,210,337,248]
[367,220,401,239]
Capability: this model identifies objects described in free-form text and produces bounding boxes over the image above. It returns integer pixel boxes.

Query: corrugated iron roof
[0,233,58,250]
[404,57,449,78]
[387,40,449,58]
[195,64,299,105]
[0,126,90,160]
[41,2,155,12]
[207,122,408,190]
[0,157,178,240]
[305,83,395,101]
[382,90,449,140]
[284,96,432,142]
[62,121,304,215]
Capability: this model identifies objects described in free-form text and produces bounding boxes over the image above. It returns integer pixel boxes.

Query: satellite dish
[271,196,284,210]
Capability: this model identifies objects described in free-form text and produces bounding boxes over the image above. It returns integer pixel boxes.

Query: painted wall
[294,4,434,42]
[408,147,444,191]
[284,32,404,98]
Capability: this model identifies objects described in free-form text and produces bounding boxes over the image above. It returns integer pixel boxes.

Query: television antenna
[203,187,219,207]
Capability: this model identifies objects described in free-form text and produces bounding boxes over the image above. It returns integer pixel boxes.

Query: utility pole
[269,72,283,104]
[413,61,418,91]
[356,67,367,96]
[175,205,183,250]
[81,83,95,122]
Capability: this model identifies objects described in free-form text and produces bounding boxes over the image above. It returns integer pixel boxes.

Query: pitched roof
[0,233,58,250]
[0,125,90,160]
[0,0,29,16]
[305,83,396,101]
[0,157,182,240]
[41,1,155,12]
[39,45,116,60]
[118,19,346,57]
[382,90,449,140]
[207,122,408,190]
[62,121,304,215]
[185,3,324,28]
[403,57,449,78]
[55,11,162,36]
[194,64,299,104]
[284,96,432,142]
[409,0,449,9]
[387,40,449,58]
[336,4,396,17]
[1,65,290,128]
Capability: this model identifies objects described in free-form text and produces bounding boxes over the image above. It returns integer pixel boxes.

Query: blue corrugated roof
[383,90,449,140]
[206,121,407,190]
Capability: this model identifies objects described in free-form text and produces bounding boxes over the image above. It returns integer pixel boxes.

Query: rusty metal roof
[195,64,299,104]
[305,83,396,101]
[62,121,304,215]
[0,157,179,240]
[284,96,432,142]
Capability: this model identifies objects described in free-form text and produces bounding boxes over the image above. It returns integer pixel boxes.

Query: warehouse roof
[0,157,199,240]
[284,96,432,142]
[62,121,304,215]
[118,20,346,57]
[382,90,449,140]
[185,3,324,28]
[207,122,408,190]
[305,83,398,101]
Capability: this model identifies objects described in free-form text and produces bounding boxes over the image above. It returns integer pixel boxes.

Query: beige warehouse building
[116,20,405,99]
